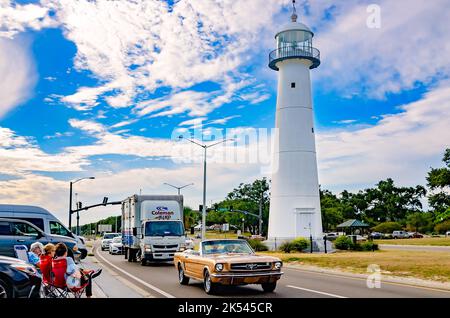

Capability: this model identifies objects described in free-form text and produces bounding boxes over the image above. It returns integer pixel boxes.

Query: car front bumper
[210,271,283,285]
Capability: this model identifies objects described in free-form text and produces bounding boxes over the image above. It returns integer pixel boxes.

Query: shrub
[434,220,450,234]
[248,239,268,252]
[334,236,353,250]
[291,237,310,251]
[279,241,296,253]
[371,222,403,234]
[360,241,379,251]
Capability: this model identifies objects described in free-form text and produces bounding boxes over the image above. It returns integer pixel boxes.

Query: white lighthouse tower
[267,1,324,249]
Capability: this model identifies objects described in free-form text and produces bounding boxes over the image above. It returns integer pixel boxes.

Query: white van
[0,204,88,259]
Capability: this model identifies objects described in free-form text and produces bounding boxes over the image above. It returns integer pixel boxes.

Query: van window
[50,221,70,237]
[10,217,45,231]
[0,221,12,235]
[12,222,40,237]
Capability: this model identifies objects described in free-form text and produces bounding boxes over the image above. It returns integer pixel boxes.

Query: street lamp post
[179,136,233,240]
[163,183,194,195]
[68,177,95,232]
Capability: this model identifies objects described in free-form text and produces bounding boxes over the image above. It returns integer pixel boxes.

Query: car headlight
[274,261,282,270]
[215,263,224,272]
[11,264,38,276]
[144,244,152,252]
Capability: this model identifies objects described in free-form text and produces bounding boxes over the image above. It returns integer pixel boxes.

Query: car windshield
[145,221,184,237]
[202,240,254,255]
[112,237,122,243]
[104,233,118,239]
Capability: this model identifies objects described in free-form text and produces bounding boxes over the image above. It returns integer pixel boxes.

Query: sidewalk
[81,256,145,298]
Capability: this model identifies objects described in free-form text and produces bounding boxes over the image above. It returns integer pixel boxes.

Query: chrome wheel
[0,282,8,298]
[178,265,189,285]
[204,272,211,293]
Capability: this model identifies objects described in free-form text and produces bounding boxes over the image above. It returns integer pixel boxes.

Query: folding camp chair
[14,245,30,263]
[39,255,58,298]
[50,258,89,298]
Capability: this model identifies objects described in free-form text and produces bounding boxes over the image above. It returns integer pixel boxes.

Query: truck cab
[122,195,186,265]
[139,219,187,262]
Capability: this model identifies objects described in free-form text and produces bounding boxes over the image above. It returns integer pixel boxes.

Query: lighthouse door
[295,208,315,237]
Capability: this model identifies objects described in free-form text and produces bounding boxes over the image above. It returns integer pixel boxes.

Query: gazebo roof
[337,219,370,228]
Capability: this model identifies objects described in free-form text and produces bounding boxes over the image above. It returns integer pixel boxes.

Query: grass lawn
[259,250,450,282]
[374,237,450,246]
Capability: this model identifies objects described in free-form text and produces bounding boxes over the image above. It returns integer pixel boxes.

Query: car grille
[230,262,272,271]
[153,245,178,249]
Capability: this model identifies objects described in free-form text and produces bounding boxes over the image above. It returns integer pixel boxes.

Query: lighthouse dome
[276,21,313,39]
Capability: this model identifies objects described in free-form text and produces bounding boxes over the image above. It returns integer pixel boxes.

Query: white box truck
[122,195,187,265]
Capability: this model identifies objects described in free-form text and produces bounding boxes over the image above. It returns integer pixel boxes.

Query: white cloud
[0,37,36,118]
[110,119,137,129]
[317,83,450,189]
[0,0,56,38]
[68,119,105,134]
[313,0,450,98]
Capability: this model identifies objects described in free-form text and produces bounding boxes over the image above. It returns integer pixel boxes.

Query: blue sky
[0,0,449,224]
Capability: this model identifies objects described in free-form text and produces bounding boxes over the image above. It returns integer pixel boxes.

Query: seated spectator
[54,243,101,298]
[28,242,44,267]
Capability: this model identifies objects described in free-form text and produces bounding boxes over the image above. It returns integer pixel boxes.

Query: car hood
[0,255,28,265]
[204,254,280,263]
[110,243,122,247]
[47,234,77,245]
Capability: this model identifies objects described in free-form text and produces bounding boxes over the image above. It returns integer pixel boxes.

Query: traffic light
[199,204,203,212]
[102,197,109,206]
[77,202,82,209]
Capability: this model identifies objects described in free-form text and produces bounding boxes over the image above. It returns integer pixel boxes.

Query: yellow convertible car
[173,239,283,294]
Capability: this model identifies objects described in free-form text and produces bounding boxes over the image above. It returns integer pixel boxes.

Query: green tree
[406,212,433,233]
[364,178,426,222]
[427,149,450,215]
[183,206,199,229]
[214,178,270,235]
[320,189,344,232]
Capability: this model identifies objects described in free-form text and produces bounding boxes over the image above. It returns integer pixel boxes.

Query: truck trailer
[122,195,187,265]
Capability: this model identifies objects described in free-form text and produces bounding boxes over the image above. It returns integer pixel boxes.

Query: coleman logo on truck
[152,206,175,220]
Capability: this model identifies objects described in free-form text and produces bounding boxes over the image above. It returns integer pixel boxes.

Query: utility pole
[68,176,95,231]
[178,136,233,241]
[259,191,263,235]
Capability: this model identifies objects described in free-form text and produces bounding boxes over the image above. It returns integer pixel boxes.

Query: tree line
[79,149,450,236]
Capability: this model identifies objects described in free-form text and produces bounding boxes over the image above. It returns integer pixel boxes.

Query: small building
[337,219,370,235]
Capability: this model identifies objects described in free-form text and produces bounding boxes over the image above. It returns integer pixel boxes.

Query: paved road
[93,245,450,298]
[379,244,450,252]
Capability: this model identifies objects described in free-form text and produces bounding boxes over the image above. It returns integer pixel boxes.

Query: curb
[285,263,450,292]
[90,245,155,298]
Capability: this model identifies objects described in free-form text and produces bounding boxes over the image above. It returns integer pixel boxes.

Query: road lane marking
[286,285,347,298]
[94,247,175,298]
[284,267,450,294]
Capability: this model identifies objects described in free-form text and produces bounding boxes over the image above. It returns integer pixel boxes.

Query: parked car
[325,232,339,241]
[174,239,283,294]
[101,232,121,251]
[249,235,265,241]
[408,232,424,238]
[369,232,384,239]
[392,231,410,239]
[347,235,367,243]
[0,218,80,262]
[0,255,41,298]
[0,204,88,259]
[109,236,123,255]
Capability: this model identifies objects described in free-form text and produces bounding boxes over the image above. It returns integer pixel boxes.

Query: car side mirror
[37,231,44,239]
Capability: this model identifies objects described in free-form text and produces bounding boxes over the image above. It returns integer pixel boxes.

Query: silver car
[101,233,120,251]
